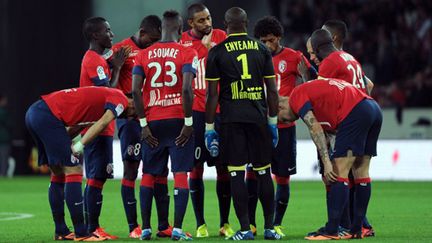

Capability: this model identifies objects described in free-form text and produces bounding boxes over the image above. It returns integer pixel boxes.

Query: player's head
[187,3,212,36]
[83,17,114,48]
[322,19,347,50]
[310,29,336,61]
[306,37,320,66]
[254,16,283,54]
[162,10,183,41]
[224,7,248,34]
[137,15,161,48]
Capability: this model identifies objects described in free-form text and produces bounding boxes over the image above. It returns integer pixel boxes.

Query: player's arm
[365,75,374,95]
[303,110,337,182]
[132,59,158,147]
[109,46,132,88]
[66,125,88,138]
[205,48,219,125]
[175,52,198,146]
[72,110,115,154]
[297,54,317,82]
[264,76,279,117]
[278,96,298,123]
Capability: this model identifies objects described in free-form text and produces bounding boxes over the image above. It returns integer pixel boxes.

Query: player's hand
[141,126,158,148]
[175,125,193,147]
[201,30,213,49]
[111,46,131,69]
[297,58,308,79]
[71,141,84,157]
[323,160,337,183]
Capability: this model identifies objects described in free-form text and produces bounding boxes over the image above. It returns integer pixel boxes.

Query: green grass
[0,177,431,242]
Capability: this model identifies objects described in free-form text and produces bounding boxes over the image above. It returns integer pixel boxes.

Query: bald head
[310,29,336,60]
[224,7,248,33]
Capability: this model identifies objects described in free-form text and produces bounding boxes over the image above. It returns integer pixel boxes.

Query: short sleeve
[84,58,110,86]
[132,51,146,78]
[105,92,129,118]
[262,47,275,78]
[289,87,312,119]
[182,47,198,76]
[205,47,220,81]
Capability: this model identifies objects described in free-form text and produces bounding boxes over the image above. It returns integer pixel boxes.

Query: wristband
[205,123,215,131]
[139,118,148,127]
[184,116,193,126]
[268,116,278,125]
[72,141,84,153]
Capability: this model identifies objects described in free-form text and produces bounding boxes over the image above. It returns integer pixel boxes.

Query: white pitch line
[0,212,34,221]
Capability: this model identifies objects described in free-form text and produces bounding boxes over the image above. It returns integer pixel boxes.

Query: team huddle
[25,3,382,242]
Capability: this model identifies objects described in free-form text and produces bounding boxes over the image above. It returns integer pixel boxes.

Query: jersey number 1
[236,53,252,79]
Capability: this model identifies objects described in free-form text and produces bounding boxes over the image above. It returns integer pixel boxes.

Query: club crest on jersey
[278,60,287,73]
[96,66,107,80]
[115,104,124,116]
[127,145,134,156]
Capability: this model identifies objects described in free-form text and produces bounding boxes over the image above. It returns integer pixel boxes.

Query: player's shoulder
[82,50,106,66]
[113,37,137,49]
[276,47,303,60]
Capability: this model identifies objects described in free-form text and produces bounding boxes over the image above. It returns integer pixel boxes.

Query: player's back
[206,33,275,124]
[318,50,368,94]
[42,86,127,126]
[112,38,141,94]
[289,78,369,131]
[134,42,197,121]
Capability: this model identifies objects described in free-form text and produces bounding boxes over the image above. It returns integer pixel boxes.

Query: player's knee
[87,178,106,189]
[216,168,230,181]
[174,172,188,189]
[123,160,139,180]
[189,166,204,180]
[275,175,290,185]
[63,165,83,175]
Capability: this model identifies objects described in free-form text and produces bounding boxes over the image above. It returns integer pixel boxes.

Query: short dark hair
[254,16,284,38]
[163,10,180,19]
[139,15,161,33]
[187,3,207,19]
[82,17,107,41]
[323,19,347,40]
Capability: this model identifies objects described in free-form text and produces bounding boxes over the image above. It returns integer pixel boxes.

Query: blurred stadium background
[0,0,431,178]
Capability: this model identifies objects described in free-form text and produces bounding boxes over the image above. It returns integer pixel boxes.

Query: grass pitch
[0,177,431,242]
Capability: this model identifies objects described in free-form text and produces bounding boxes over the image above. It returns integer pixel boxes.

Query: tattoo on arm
[303,111,330,162]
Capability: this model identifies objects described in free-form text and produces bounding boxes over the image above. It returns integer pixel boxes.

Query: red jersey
[318,51,368,94]
[79,50,111,87]
[42,87,128,127]
[79,50,115,136]
[289,78,371,131]
[180,29,227,111]
[133,42,198,121]
[273,47,311,128]
[112,38,141,94]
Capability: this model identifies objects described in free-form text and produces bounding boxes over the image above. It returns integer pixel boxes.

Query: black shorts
[272,126,297,176]
[220,122,272,168]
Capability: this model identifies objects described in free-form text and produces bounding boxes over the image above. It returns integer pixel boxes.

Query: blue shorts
[333,99,382,158]
[272,126,297,176]
[117,118,141,162]
[141,119,194,175]
[84,135,114,179]
[25,100,81,167]
[192,111,220,166]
